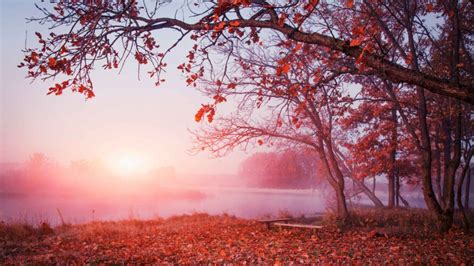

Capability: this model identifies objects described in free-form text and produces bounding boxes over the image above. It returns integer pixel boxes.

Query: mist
[0,153,333,225]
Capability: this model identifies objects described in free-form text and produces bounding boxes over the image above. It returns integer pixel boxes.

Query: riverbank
[1,212,472,264]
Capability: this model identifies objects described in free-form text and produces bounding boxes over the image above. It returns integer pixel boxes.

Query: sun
[118,155,141,173]
[107,153,150,176]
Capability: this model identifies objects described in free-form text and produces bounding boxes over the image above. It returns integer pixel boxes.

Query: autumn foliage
[239,150,326,189]
[18,0,474,233]
[2,213,473,264]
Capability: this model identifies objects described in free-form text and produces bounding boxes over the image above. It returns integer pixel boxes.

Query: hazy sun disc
[108,154,150,176]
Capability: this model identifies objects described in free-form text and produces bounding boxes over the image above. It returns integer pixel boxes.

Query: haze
[0,1,319,224]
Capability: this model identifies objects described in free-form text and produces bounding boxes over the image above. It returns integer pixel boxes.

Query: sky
[0,0,249,175]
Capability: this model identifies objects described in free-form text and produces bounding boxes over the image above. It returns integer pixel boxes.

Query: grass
[344,207,474,235]
[0,221,55,242]
[1,210,473,263]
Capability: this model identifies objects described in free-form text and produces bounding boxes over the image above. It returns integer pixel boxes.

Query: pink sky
[0,1,249,175]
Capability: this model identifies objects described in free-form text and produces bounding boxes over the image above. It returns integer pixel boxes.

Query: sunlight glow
[107,153,151,176]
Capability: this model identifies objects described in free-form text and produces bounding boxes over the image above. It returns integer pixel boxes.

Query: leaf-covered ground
[1,213,473,264]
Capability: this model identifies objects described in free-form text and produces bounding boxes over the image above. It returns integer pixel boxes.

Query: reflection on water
[0,187,327,225]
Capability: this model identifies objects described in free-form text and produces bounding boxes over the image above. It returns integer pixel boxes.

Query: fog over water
[1,187,328,225]
[0,159,333,225]
[0,158,432,226]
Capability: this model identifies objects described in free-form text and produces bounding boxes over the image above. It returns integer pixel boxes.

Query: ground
[1,213,473,264]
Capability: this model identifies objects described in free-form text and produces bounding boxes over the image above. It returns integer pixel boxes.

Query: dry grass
[0,221,55,241]
[1,211,473,264]
[348,207,472,233]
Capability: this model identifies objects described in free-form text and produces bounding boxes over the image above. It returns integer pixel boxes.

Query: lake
[0,187,328,225]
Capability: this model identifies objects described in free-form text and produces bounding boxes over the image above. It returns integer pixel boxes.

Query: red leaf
[277,61,291,75]
[426,3,434,12]
[350,38,363,47]
[48,57,57,68]
[345,0,354,8]
[195,105,215,123]
[194,107,205,122]
[213,94,227,103]
[278,13,287,26]
[229,21,240,27]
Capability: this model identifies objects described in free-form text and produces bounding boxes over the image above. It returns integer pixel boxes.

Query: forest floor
[1,210,473,264]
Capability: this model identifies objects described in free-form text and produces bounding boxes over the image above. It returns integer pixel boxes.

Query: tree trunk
[442,116,452,207]
[440,1,464,233]
[330,144,384,208]
[394,169,410,207]
[353,179,384,208]
[434,131,444,208]
[441,102,463,232]
[314,137,349,221]
[399,194,410,207]
[465,167,471,210]
[306,100,349,221]
[457,148,474,231]
[335,184,348,222]
[395,171,400,207]
[417,87,445,231]
[325,144,349,221]
[388,175,395,208]
[372,177,376,194]
[404,5,447,231]
[457,171,470,231]
[388,108,397,208]
[327,173,349,221]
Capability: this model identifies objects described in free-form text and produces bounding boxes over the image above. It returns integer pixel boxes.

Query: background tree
[238,150,325,189]
[341,81,420,208]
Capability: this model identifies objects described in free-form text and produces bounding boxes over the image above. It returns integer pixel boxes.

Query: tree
[341,81,419,208]
[27,152,51,171]
[19,1,472,102]
[239,150,325,189]
[19,0,473,230]
[330,0,473,231]
[191,36,390,219]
